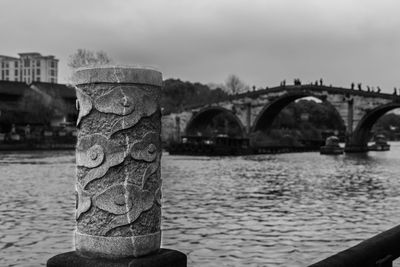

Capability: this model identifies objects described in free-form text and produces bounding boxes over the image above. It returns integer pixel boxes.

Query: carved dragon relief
[75,85,158,137]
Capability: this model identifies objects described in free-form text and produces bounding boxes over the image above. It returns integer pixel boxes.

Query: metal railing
[309,224,400,267]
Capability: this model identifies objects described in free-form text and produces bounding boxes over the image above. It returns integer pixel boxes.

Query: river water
[1,144,400,266]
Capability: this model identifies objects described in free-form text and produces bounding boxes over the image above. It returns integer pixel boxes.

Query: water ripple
[1,145,400,266]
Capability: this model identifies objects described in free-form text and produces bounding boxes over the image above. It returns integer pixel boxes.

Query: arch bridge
[162,85,400,152]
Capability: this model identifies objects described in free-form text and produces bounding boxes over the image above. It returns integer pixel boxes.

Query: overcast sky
[1,0,399,92]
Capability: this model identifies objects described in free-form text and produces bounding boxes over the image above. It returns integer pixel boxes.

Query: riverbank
[0,142,75,151]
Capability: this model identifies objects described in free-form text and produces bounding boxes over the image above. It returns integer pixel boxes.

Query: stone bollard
[47,66,187,267]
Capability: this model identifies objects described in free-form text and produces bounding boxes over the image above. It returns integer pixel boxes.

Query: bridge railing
[309,224,400,267]
[174,84,400,114]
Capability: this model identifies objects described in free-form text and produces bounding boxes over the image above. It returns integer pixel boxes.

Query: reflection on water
[1,144,400,266]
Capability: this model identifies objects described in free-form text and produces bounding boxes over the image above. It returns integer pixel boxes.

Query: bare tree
[225,74,247,94]
[68,49,113,69]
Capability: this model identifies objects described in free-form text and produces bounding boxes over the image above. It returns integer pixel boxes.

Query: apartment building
[0,53,58,83]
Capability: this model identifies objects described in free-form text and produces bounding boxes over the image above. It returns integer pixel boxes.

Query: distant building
[0,53,58,83]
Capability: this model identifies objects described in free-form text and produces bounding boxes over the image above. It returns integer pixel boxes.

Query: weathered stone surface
[109,90,158,137]
[155,187,162,206]
[94,184,134,215]
[72,66,163,86]
[93,183,154,235]
[73,66,162,258]
[95,86,137,116]
[141,157,160,189]
[75,84,159,137]
[75,231,161,258]
[75,183,92,220]
[130,132,160,162]
[76,88,93,126]
[130,205,162,236]
[76,134,126,189]
[76,85,160,138]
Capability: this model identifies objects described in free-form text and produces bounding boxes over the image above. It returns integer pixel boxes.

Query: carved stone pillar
[72,66,163,258]
[47,66,186,267]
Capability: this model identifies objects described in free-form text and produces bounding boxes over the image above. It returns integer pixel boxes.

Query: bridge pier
[346,98,354,138]
[246,103,251,134]
[344,144,369,153]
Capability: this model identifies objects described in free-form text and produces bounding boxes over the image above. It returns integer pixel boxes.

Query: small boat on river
[320,136,343,155]
[368,134,390,151]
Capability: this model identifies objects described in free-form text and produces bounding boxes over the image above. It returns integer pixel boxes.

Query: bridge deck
[176,85,400,113]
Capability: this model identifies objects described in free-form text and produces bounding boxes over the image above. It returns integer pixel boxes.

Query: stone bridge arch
[184,106,247,138]
[345,102,400,152]
[251,91,345,133]
[162,85,398,148]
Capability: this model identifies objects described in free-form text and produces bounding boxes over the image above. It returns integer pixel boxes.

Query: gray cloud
[1,0,399,91]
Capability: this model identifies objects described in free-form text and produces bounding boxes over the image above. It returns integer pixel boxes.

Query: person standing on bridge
[351,83,355,90]
[319,78,323,86]
[394,87,397,95]
[377,86,381,93]
[357,83,362,91]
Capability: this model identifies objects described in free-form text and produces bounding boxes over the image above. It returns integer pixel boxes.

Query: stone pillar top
[72,65,163,86]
